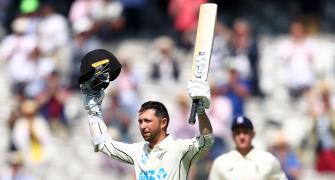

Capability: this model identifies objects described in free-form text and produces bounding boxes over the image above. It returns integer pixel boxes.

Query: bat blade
[189,3,217,125]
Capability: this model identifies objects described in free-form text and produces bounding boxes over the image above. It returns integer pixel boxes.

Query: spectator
[6,89,29,152]
[168,0,207,49]
[209,21,231,84]
[150,36,180,83]
[91,0,125,41]
[308,83,335,173]
[38,2,71,82]
[23,47,56,98]
[226,18,263,97]
[12,99,53,167]
[112,60,141,117]
[0,17,37,60]
[103,91,132,142]
[219,65,250,118]
[278,20,317,101]
[69,0,101,24]
[38,2,70,55]
[0,17,38,94]
[37,71,70,137]
[69,0,125,42]
[270,132,302,180]
[0,17,54,99]
[0,152,36,180]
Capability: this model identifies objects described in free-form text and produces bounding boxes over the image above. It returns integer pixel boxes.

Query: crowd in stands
[0,0,334,180]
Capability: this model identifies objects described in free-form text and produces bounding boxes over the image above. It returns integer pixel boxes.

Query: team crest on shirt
[141,154,149,165]
[157,151,167,160]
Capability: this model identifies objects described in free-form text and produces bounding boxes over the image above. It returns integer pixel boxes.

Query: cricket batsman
[78,49,214,180]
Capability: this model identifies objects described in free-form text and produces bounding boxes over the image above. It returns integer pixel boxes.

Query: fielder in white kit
[79,50,213,180]
[209,116,287,180]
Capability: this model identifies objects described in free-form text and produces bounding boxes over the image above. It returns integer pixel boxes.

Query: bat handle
[188,99,199,125]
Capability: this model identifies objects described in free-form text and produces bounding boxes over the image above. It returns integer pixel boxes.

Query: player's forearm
[87,114,110,152]
[87,114,135,164]
[197,112,212,135]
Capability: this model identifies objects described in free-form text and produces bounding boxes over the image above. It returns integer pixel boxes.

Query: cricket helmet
[78,49,122,90]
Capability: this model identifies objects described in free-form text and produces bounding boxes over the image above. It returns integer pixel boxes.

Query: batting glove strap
[196,101,206,114]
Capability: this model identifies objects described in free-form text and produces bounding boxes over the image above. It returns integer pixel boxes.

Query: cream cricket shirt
[100,133,213,180]
[209,148,287,180]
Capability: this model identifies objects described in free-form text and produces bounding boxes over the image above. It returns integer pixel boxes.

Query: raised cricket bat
[189,3,217,125]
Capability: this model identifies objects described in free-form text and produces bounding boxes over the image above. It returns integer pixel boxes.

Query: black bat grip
[189,99,199,125]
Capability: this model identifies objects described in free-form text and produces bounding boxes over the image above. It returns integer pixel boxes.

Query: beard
[141,129,159,143]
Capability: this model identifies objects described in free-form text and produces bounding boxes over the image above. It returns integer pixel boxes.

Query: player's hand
[187,79,210,113]
[80,80,105,115]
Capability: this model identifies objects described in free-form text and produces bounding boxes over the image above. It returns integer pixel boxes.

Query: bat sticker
[194,52,207,78]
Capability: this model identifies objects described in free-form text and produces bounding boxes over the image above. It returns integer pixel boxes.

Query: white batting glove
[187,79,211,114]
[80,82,105,115]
